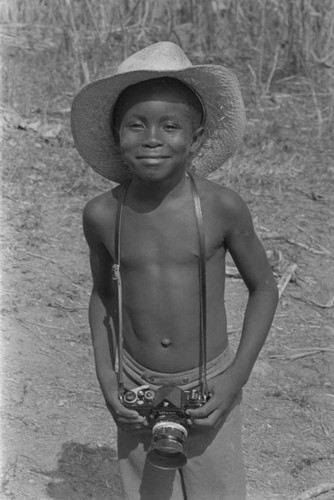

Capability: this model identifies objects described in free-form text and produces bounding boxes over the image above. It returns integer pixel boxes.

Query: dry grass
[1,0,333,88]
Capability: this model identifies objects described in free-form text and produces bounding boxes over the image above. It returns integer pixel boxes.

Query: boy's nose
[142,126,163,147]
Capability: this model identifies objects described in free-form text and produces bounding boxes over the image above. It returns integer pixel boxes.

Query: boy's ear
[190,126,204,154]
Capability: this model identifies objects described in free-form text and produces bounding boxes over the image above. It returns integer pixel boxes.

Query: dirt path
[1,53,334,499]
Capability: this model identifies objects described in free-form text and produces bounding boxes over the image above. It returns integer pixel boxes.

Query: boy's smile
[117,84,203,185]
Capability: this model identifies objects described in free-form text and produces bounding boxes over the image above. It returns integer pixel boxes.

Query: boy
[71,42,278,500]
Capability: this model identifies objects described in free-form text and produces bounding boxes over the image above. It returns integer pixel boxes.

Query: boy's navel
[161,338,172,348]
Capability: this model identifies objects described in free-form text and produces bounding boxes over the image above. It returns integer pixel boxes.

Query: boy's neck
[126,171,190,211]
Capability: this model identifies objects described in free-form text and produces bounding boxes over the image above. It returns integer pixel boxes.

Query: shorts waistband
[122,343,235,391]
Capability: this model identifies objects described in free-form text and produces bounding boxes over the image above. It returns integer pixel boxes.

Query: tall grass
[1,0,333,89]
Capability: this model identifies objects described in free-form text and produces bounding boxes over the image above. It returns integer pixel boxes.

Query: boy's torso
[92,176,232,372]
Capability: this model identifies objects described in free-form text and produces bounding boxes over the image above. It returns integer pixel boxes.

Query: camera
[121,384,208,470]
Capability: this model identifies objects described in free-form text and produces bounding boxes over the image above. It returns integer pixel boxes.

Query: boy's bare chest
[106,201,224,266]
[123,209,197,266]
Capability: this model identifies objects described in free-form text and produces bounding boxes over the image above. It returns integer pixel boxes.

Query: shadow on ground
[42,442,123,500]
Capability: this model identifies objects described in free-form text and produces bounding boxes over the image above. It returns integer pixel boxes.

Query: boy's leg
[181,400,246,500]
[118,428,186,500]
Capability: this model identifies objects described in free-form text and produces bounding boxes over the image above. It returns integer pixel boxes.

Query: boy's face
[116,81,203,184]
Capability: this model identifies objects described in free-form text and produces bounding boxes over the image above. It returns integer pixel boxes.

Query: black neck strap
[113,172,208,397]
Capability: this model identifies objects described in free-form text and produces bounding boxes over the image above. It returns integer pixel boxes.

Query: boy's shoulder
[195,174,248,216]
[83,184,125,233]
[83,185,123,217]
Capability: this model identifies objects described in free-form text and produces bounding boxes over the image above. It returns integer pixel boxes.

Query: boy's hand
[105,392,148,431]
[186,367,242,429]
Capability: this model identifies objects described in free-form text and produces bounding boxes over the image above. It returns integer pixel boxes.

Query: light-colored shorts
[118,344,246,500]
[122,342,235,391]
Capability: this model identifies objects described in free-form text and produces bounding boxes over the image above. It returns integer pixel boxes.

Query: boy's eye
[164,123,179,131]
[128,122,144,130]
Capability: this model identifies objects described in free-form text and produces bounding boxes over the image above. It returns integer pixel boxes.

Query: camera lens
[123,391,137,403]
[144,390,155,401]
[147,421,188,470]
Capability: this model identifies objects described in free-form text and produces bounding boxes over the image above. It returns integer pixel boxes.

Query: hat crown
[117,42,192,74]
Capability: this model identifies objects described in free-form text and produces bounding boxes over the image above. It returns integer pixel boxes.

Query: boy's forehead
[112,77,203,125]
[122,79,189,102]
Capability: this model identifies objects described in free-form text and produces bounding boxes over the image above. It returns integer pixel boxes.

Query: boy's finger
[118,415,145,425]
[187,399,216,418]
[191,409,221,428]
[108,400,141,420]
[117,407,141,419]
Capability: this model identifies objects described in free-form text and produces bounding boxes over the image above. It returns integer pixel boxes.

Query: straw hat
[71,41,245,183]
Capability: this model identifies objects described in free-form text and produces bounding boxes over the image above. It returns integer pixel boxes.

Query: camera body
[120,385,208,470]
[122,384,207,425]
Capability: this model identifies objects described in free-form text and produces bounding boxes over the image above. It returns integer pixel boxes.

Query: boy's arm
[188,191,279,428]
[83,201,145,430]
[224,194,279,386]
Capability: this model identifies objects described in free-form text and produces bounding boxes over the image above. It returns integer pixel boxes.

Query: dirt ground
[1,49,334,500]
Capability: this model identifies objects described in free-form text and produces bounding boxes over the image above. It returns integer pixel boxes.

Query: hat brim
[71,66,245,182]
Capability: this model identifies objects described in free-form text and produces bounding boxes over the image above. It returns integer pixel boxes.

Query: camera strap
[187,173,209,397]
[113,172,208,398]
